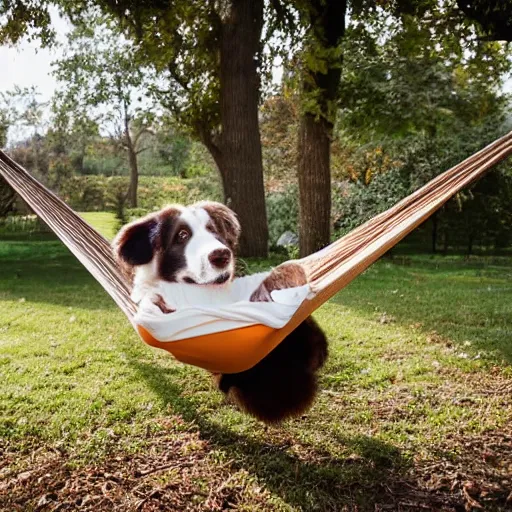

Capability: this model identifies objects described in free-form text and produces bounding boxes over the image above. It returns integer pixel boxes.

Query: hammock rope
[1,131,511,373]
[0,150,136,318]
[259,131,512,350]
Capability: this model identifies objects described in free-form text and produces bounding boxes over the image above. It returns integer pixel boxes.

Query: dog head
[113,201,241,286]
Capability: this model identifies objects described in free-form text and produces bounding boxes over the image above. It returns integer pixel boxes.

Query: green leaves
[338,4,511,142]
[0,86,48,146]
[51,12,157,156]
[92,0,223,141]
[0,0,54,46]
[53,15,150,110]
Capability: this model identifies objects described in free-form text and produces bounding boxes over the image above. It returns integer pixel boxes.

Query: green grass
[1,214,512,510]
[78,211,119,240]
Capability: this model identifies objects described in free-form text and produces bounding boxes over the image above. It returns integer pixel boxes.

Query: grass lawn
[78,211,120,240]
[1,212,511,511]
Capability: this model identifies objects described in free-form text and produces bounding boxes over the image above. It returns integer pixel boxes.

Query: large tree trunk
[297,0,347,257]
[215,0,268,257]
[298,114,331,257]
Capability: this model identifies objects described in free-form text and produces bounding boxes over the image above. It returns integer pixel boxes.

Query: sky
[1,40,62,103]
[1,10,70,104]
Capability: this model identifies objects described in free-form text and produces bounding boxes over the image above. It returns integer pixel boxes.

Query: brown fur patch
[153,294,176,314]
[112,212,158,281]
[111,206,182,283]
[250,262,308,302]
[194,201,241,252]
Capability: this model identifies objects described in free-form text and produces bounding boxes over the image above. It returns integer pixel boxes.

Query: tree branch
[133,127,155,147]
[167,63,190,92]
[269,0,297,33]
[195,121,222,165]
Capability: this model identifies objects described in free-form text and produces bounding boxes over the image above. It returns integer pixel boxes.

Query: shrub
[47,155,74,191]
[266,187,299,249]
[58,175,223,212]
[125,208,151,221]
[333,169,409,237]
[0,214,50,234]
[333,125,512,253]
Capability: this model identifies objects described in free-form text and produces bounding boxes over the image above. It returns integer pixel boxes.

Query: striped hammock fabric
[1,131,511,373]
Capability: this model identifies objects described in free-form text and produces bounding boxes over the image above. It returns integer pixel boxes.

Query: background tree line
[1,0,511,256]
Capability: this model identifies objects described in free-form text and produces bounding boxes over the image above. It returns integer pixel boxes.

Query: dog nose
[208,248,231,269]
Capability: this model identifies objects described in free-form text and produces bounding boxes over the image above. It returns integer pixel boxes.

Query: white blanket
[134,272,312,342]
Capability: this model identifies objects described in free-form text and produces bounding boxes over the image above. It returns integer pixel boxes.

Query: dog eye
[177,229,190,241]
[206,223,215,233]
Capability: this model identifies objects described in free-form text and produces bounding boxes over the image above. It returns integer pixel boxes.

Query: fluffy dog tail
[215,317,328,424]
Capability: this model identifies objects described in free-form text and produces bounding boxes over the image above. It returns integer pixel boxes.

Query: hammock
[1,132,511,373]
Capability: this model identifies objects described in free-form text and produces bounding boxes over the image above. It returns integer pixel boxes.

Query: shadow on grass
[0,241,119,311]
[129,357,409,510]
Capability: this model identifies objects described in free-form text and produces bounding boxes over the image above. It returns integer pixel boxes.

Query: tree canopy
[1,0,511,256]
[52,14,158,206]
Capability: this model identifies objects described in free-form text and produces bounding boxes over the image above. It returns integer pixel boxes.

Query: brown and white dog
[113,201,327,423]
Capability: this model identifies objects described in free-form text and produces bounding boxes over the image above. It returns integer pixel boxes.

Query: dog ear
[196,201,241,251]
[112,214,159,266]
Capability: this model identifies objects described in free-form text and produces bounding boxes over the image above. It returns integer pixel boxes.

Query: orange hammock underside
[1,131,511,373]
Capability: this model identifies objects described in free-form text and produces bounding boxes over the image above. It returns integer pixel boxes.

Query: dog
[113,201,328,423]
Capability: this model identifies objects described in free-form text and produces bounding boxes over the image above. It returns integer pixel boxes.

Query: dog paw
[153,294,176,314]
[250,263,307,303]
[249,282,273,302]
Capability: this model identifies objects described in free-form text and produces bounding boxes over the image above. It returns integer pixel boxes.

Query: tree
[0,93,17,216]
[0,109,10,148]
[152,119,192,179]
[338,6,511,142]
[260,93,299,183]
[49,92,99,176]
[290,0,512,256]
[456,0,512,42]
[2,0,511,257]
[52,16,155,207]
[334,2,511,252]
[0,0,270,257]
[101,0,270,256]
[295,0,347,257]
[330,6,512,253]
[1,86,49,177]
